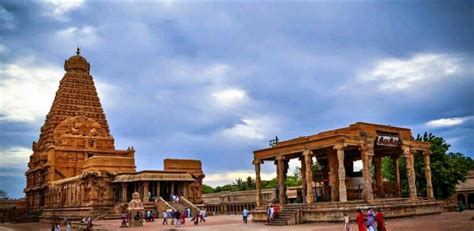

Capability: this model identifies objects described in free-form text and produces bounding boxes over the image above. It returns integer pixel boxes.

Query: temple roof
[112,171,195,182]
[34,48,112,151]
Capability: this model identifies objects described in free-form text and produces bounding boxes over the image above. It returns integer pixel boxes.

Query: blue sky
[0,1,472,199]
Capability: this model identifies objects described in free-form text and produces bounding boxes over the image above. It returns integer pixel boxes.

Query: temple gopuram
[24,49,204,222]
[252,122,443,225]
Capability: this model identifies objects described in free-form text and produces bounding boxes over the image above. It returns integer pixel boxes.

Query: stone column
[360,143,374,201]
[402,146,417,200]
[334,143,347,202]
[374,156,384,198]
[423,150,434,199]
[392,156,401,197]
[303,150,314,204]
[328,152,338,202]
[253,159,263,206]
[143,182,149,202]
[299,155,307,204]
[170,182,175,195]
[276,155,287,205]
[156,182,161,199]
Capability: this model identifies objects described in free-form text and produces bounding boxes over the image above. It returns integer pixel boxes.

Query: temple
[24,49,204,222]
[251,122,442,224]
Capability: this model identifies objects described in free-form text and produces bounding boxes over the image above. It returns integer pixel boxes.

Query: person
[174,209,181,228]
[343,213,350,231]
[170,210,175,225]
[66,221,71,231]
[367,208,375,231]
[269,205,275,221]
[266,205,272,222]
[375,208,386,231]
[458,200,465,212]
[181,210,186,225]
[274,204,280,219]
[54,223,60,231]
[199,209,206,222]
[162,210,168,225]
[242,207,249,224]
[356,209,367,231]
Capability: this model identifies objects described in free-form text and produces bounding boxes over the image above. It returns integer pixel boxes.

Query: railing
[155,197,176,212]
[180,196,201,216]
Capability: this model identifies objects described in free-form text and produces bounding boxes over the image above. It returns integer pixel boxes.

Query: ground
[0,210,473,231]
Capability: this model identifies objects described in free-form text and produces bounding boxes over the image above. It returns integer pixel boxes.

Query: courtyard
[1,210,473,231]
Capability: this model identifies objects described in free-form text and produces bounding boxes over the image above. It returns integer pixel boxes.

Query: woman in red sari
[356,209,367,231]
[375,208,387,231]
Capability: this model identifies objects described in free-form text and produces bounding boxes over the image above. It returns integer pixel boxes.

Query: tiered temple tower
[24,48,136,211]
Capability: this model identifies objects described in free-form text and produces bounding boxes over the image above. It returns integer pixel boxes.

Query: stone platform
[252,198,443,223]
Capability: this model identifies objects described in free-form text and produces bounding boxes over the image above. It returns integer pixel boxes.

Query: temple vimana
[24,49,204,221]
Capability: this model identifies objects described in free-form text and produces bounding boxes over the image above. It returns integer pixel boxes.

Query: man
[174,209,181,228]
[242,207,249,224]
[162,210,168,225]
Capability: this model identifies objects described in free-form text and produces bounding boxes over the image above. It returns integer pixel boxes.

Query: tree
[202,184,215,194]
[0,190,8,200]
[414,133,474,199]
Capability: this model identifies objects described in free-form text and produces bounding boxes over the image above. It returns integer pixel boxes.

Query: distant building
[24,49,204,222]
[456,170,474,209]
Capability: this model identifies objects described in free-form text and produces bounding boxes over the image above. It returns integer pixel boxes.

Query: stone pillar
[156,182,161,199]
[303,150,314,204]
[374,156,384,198]
[334,143,347,202]
[360,143,374,201]
[143,182,149,202]
[392,156,401,197]
[402,145,417,200]
[423,150,434,199]
[253,159,263,206]
[276,155,287,205]
[170,182,175,195]
[328,152,338,202]
[299,155,307,204]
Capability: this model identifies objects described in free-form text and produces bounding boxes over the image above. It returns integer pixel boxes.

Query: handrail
[180,196,201,215]
[156,197,176,211]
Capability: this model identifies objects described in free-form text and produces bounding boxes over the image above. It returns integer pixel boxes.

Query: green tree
[414,133,473,199]
[0,190,8,200]
[202,184,215,194]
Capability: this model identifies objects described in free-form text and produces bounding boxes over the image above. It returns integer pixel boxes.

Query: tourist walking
[242,207,249,224]
[174,209,181,228]
[367,208,375,231]
[266,204,272,222]
[180,210,186,224]
[356,209,367,231]
[343,213,350,231]
[162,210,168,225]
[375,208,386,231]
[199,209,206,222]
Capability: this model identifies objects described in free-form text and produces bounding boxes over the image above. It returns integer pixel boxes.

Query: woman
[356,209,367,231]
[375,208,387,231]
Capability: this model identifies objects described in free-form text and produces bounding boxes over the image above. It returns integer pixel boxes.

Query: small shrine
[127,192,144,227]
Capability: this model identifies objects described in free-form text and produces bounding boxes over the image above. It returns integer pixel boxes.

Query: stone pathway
[1,210,473,230]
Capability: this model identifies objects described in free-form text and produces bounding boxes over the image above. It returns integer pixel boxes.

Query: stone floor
[0,210,473,231]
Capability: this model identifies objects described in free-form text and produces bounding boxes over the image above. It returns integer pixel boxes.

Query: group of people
[266,203,281,222]
[144,210,154,222]
[169,193,181,203]
[162,208,207,227]
[351,208,386,231]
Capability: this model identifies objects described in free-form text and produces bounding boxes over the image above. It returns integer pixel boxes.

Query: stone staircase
[266,204,303,226]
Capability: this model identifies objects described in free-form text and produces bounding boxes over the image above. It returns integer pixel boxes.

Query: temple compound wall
[251,122,442,223]
[24,49,204,222]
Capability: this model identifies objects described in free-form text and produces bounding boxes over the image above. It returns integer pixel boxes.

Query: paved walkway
[0,210,473,231]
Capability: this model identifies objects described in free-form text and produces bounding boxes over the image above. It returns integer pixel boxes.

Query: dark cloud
[0,1,472,198]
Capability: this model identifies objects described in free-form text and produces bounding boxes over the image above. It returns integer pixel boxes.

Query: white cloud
[0,147,30,168]
[0,44,9,54]
[56,26,99,46]
[360,53,462,91]
[0,63,61,123]
[0,59,118,123]
[425,116,473,128]
[203,170,276,187]
[212,88,247,107]
[42,0,84,21]
[221,117,277,140]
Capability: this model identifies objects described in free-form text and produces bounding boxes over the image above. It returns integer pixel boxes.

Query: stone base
[39,205,115,223]
[252,198,443,222]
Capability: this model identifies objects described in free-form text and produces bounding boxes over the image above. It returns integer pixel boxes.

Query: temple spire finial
[76,46,80,55]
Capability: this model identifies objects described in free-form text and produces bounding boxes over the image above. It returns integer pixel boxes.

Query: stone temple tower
[24,48,136,211]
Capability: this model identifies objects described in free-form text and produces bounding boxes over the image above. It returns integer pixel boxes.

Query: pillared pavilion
[24,49,204,221]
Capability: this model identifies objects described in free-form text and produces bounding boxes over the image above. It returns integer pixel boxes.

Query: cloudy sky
[0,1,472,198]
